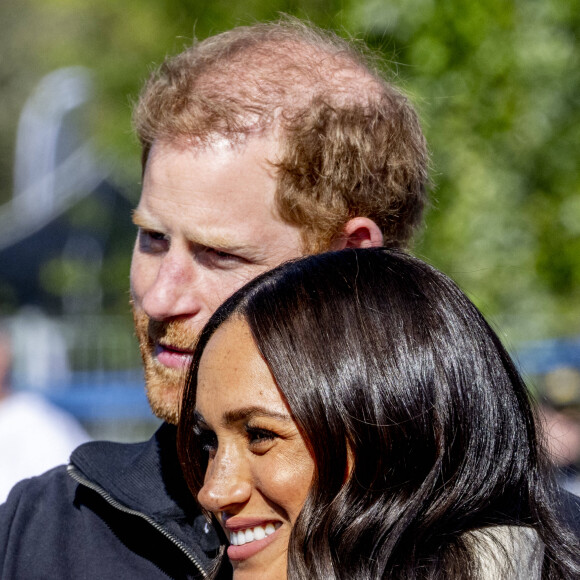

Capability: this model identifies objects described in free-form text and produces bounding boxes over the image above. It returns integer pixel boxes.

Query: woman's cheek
[258,448,314,523]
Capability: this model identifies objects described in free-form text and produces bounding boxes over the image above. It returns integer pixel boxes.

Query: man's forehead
[148,135,236,160]
[147,129,279,163]
[143,137,280,200]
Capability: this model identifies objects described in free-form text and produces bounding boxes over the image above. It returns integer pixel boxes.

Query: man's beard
[132,304,198,425]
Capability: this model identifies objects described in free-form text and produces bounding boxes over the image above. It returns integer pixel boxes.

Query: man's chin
[131,304,194,424]
[144,366,185,425]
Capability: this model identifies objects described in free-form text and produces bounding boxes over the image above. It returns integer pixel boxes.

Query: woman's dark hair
[177,248,579,579]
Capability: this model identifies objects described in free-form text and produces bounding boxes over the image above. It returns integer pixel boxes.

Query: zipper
[67,464,208,578]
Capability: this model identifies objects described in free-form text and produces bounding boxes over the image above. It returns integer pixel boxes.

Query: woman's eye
[195,428,217,456]
[246,427,278,448]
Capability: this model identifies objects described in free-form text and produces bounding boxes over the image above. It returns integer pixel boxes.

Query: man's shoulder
[1,462,75,516]
[0,435,139,539]
[0,424,218,579]
[0,422,181,521]
[0,431,150,516]
[0,462,87,577]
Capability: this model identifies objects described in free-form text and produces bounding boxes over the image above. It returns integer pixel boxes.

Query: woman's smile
[225,520,282,560]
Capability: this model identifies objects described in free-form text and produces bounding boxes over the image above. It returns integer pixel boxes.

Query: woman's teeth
[229,522,278,546]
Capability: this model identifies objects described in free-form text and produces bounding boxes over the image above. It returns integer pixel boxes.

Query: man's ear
[329,217,384,250]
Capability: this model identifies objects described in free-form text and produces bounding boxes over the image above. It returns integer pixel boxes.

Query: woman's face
[194,317,315,580]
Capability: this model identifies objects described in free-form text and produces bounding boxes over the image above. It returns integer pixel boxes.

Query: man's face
[130,137,305,424]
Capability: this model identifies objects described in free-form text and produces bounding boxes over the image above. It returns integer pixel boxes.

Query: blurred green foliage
[0,0,578,346]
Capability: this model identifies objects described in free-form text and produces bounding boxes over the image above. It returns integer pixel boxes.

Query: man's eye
[198,247,245,268]
[138,229,168,252]
[210,248,236,260]
[207,247,241,261]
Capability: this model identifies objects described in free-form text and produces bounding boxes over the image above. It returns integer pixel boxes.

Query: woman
[177,248,579,579]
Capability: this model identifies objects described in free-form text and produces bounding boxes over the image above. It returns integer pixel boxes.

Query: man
[0,18,427,578]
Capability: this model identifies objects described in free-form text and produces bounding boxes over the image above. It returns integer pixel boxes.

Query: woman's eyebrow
[223,406,292,425]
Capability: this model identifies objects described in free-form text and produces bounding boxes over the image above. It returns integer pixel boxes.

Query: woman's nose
[197,451,252,513]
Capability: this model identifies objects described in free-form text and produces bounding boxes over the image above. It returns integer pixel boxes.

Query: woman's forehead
[196,318,288,419]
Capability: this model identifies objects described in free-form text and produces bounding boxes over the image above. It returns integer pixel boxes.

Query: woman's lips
[154,344,193,369]
[225,521,282,561]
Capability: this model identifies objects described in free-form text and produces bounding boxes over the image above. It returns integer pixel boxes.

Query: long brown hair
[178,248,579,578]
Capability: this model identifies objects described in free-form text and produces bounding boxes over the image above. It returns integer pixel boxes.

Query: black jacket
[0,423,220,579]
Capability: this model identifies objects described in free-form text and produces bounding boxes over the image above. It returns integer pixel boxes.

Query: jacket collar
[70,422,220,555]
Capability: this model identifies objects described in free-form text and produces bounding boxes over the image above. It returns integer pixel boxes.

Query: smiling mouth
[225,522,282,562]
[229,522,279,546]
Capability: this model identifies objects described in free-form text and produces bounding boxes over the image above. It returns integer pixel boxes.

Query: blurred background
[0,0,578,485]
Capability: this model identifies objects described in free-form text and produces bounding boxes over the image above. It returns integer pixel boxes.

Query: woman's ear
[329,217,384,250]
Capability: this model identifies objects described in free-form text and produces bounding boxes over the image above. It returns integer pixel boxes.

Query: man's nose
[141,252,203,321]
[197,451,252,514]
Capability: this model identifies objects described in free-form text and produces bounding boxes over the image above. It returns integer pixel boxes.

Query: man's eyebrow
[132,207,150,227]
[132,208,168,235]
[223,406,292,424]
[193,235,249,253]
